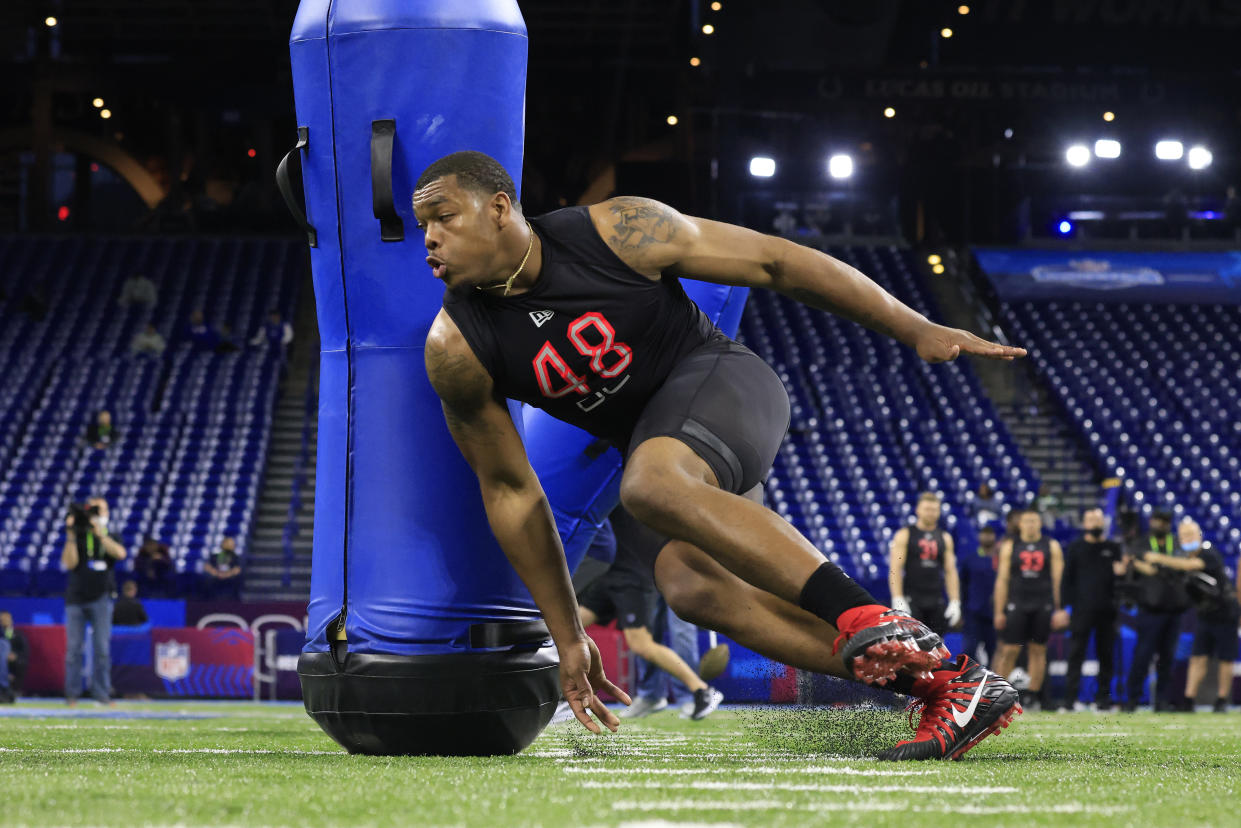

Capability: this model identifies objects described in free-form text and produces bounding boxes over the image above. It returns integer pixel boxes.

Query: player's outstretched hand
[915,323,1027,363]
[559,637,632,734]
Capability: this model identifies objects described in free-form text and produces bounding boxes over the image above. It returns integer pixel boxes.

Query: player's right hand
[994,611,1006,630]
[559,637,632,734]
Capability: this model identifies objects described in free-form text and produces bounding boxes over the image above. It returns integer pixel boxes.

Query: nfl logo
[155,640,191,682]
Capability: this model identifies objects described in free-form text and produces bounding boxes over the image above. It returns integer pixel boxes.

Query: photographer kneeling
[62,498,127,706]
[1150,519,1239,713]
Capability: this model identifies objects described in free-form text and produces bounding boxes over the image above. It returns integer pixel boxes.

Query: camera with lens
[69,502,101,532]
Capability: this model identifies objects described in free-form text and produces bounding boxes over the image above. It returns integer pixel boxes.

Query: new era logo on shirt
[529,310,554,328]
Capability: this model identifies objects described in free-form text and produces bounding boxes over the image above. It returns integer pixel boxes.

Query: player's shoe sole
[835,608,951,686]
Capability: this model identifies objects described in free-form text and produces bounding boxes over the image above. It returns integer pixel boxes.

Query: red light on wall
[57,206,70,221]
[247,148,257,158]
[90,163,100,173]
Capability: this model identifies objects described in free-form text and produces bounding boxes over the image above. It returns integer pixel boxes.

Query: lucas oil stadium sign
[974,249,1241,304]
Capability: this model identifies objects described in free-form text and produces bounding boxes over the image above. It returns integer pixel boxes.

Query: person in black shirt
[112,580,149,626]
[85,410,116,450]
[888,492,961,635]
[1123,510,1187,712]
[202,537,242,599]
[62,497,127,705]
[1154,519,1239,713]
[416,151,1026,755]
[992,509,1067,709]
[0,610,27,702]
[1061,508,1126,711]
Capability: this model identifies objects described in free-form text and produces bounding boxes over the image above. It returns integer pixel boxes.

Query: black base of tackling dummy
[299,621,559,756]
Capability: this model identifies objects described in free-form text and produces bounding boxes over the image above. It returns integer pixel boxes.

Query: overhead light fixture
[932,263,946,274]
[1155,140,1184,160]
[100,109,112,120]
[927,254,942,266]
[1187,145,1213,170]
[1094,139,1121,159]
[92,98,104,109]
[1065,144,1091,167]
[749,156,775,178]
[1003,128,1013,139]
[828,154,854,180]
[666,115,678,126]
[958,5,971,14]
[1058,220,1074,236]
[702,23,715,34]
[247,148,257,158]
[45,16,58,27]
[940,27,954,38]
[883,107,896,118]
[1102,111,1115,122]
[711,1,722,10]
[689,56,701,67]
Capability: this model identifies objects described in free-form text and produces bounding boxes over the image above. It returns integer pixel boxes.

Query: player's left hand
[915,323,1027,364]
[559,636,632,734]
[1052,609,1071,631]
[944,599,962,628]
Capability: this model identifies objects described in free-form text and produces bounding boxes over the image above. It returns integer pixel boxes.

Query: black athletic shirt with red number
[903,527,948,601]
[1009,536,1054,606]
[442,206,721,446]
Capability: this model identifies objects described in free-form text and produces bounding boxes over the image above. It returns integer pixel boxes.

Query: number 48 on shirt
[533,311,632,399]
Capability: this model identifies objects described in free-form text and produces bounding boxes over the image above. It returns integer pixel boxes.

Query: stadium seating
[1000,299,1241,565]
[0,236,300,594]
[738,246,1036,589]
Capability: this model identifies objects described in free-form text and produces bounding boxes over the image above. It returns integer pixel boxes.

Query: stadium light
[940,27,954,38]
[883,107,896,118]
[1155,140,1184,160]
[958,5,971,14]
[1065,144,1091,167]
[666,115,678,126]
[100,109,112,119]
[712,1,722,9]
[702,23,715,34]
[1103,111,1115,122]
[1057,220,1073,236]
[1094,139,1121,159]
[92,98,104,108]
[1003,128,1013,139]
[828,154,854,180]
[932,263,945,275]
[45,16,58,27]
[749,156,775,178]
[1187,145,1213,170]
[689,56,700,67]
[927,254,942,266]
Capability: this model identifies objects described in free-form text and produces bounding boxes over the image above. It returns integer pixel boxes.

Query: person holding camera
[62,497,127,706]
[1149,519,1239,713]
[1060,508,1127,711]
[1122,510,1189,712]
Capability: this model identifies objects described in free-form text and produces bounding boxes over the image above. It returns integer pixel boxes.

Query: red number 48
[533,312,633,399]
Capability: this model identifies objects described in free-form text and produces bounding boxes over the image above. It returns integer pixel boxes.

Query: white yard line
[562,765,939,776]
[589,781,1018,794]
[612,800,1132,815]
[0,747,342,756]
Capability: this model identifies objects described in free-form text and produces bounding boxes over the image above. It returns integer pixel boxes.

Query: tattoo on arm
[605,197,678,251]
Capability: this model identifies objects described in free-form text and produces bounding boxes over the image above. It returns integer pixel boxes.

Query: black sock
[797,561,876,627]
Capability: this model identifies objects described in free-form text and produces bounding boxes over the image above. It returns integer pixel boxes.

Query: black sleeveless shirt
[903,526,948,601]
[443,207,720,446]
[1008,536,1054,605]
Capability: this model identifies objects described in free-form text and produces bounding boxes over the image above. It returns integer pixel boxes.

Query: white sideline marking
[618,822,742,828]
[590,781,1017,795]
[562,765,938,777]
[613,801,1132,815]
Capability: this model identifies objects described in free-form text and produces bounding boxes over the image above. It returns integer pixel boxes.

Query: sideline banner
[974,248,1241,304]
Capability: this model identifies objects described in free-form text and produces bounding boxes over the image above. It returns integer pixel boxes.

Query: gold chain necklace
[477,221,534,296]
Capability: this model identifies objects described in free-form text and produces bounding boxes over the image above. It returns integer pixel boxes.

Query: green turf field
[0,701,1238,827]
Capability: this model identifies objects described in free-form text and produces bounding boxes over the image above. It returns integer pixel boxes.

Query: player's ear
[491,191,515,228]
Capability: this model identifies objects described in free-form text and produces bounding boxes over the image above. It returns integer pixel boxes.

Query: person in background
[202,537,242,599]
[249,309,294,353]
[1061,508,1126,711]
[0,610,27,702]
[957,525,1000,667]
[117,273,157,308]
[112,580,149,626]
[62,498,127,706]
[85,410,117,450]
[130,323,167,357]
[992,508,1067,710]
[1159,519,1239,713]
[135,537,173,597]
[888,492,961,636]
[972,483,1003,528]
[1123,510,1189,712]
[186,309,221,351]
[1035,483,1063,530]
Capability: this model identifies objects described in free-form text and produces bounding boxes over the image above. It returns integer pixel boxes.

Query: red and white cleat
[832,605,951,686]
[878,654,1022,761]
